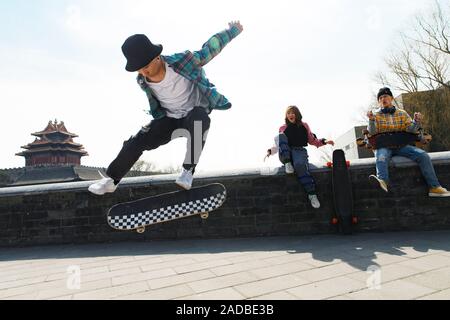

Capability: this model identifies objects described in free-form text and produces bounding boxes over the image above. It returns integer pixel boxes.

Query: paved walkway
[1,231,450,300]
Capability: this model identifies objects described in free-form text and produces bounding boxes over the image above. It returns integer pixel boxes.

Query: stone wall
[1,152,449,247]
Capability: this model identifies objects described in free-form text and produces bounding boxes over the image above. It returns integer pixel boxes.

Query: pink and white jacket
[268,122,326,156]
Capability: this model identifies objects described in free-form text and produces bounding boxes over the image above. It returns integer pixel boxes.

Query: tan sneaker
[369,175,389,193]
[428,186,450,197]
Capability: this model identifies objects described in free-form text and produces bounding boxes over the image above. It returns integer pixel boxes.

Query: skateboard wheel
[326,162,333,168]
[346,161,351,167]
[200,213,209,220]
[136,227,146,234]
[331,218,339,225]
[352,217,358,224]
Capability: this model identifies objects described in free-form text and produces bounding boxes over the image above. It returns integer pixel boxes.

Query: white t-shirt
[146,63,209,119]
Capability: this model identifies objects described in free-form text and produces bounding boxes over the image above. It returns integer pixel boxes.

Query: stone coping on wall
[1,151,449,198]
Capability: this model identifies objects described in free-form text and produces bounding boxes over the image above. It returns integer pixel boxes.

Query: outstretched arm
[406,112,422,133]
[193,21,243,67]
[303,122,330,148]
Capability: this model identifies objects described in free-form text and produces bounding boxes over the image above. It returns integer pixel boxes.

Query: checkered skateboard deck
[107,183,227,233]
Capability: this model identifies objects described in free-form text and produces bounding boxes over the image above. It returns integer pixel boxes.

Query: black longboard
[107,183,227,233]
[331,149,356,235]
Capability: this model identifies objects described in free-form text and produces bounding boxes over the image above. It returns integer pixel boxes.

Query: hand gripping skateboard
[356,129,432,151]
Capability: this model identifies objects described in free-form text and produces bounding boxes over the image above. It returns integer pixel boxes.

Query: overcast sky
[0,0,445,172]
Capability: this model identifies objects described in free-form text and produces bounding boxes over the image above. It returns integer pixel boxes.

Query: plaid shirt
[368,108,420,135]
[136,26,242,119]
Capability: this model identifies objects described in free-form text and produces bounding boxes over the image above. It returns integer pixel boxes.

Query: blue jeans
[278,134,316,195]
[374,145,440,188]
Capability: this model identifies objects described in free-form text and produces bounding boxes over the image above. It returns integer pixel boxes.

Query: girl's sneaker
[308,194,321,209]
[285,162,294,174]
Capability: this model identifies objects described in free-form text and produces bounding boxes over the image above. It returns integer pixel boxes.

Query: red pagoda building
[4,120,106,187]
[0,119,150,187]
[16,120,88,167]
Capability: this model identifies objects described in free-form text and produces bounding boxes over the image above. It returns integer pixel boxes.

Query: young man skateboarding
[89,21,244,195]
[367,87,450,197]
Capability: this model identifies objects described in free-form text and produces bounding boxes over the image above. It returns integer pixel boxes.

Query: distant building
[334,125,374,160]
[395,85,449,110]
[395,86,449,152]
[16,119,88,166]
[1,120,105,187]
[0,119,160,187]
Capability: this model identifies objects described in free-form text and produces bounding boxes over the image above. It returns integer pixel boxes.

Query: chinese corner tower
[16,120,88,167]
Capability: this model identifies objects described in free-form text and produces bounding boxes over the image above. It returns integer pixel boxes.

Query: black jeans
[106,107,211,182]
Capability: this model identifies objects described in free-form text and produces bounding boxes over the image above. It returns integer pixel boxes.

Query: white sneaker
[88,173,118,195]
[308,194,321,209]
[285,162,295,174]
[176,168,193,190]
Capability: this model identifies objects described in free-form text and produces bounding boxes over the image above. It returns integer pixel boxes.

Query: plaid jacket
[136,26,242,119]
[368,108,420,135]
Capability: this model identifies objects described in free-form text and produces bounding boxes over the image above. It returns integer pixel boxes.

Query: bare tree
[131,160,150,172]
[376,1,449,92]
[374,1,450,152]
[357,94,380,125]
[156,163,181,174]
[130,160,180,175]
[413,1,450,56]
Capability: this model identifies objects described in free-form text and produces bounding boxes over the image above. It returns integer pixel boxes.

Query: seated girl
[266,106,335,209]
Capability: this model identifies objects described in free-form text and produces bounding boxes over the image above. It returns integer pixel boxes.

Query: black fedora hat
[121,34,163,72]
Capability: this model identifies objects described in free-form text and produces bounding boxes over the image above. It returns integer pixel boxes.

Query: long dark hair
[285,105,303,126]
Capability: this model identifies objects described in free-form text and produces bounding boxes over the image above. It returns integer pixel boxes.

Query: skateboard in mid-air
[327,149,357,235]
[107,183,227,233]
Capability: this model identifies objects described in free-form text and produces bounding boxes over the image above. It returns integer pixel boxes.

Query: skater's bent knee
[417,152,430,162]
